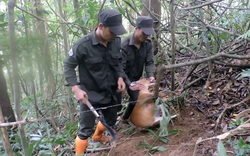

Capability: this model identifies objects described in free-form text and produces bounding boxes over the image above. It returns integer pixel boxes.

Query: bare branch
[160,52,250,70]
[215,96,250,130]
[0,117,52,127]
[180,0,223,11]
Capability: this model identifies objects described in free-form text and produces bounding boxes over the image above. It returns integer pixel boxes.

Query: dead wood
[193,123,250,156]
[215,95,250,130]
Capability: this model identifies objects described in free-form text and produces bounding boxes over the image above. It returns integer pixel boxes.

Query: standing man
[63,9,127,155]
[118,16,156,122]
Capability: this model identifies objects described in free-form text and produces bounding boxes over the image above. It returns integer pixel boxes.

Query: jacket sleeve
[145,41,155,78]
[115,38,127,81]
[63,45,80,86]
[121,48,132,86]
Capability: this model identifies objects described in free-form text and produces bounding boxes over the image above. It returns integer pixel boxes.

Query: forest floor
[82,63,250,156]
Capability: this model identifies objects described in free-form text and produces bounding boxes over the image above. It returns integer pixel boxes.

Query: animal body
[130,78,164,128]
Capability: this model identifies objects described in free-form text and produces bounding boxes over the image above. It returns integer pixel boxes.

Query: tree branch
[215,96,250,130]
[180,0,223,11]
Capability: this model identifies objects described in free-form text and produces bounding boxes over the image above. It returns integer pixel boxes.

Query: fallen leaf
[229,67,233,73]
[212,100,220,106]
[222,124,228,133]
[216,132,230,139]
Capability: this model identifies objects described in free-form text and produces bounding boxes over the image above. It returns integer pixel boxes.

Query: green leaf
[159,137,168,144]
[146,129,158,138]
[156,146,168,151]
[236,69,250,80]
[137,143,150,148]
[212,43,218,53]
[168,130,182,135]
[237,29,250,40]
[217,140,227,156]
[39,150,53,155]
[238,137,246,148]
[0,13,5,22]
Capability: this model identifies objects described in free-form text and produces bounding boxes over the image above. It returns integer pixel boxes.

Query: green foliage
[120,122,136,134]
[158,97,182,137]
[159,103,171,137]
[223,119,250,156]
[236,69,250,80]
[1,0,250,155]
[228,118,245,129]
[137,132,168,154]
[237,29,250,40]
[136,126,181,154]
[217,140,227,156]
[1,121,78,155]
[233,137,250,156]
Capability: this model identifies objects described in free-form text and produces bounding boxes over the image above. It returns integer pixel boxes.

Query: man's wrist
[71,85,80,92]
[118,77,124,81]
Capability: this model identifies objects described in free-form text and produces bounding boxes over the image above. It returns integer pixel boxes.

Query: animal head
[136,78,155,93]
[136,78,168,98]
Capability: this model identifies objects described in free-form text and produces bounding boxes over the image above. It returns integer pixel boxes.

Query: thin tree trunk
[0,62,16,126]
[58,0,76,123]
[73,0,87,35]
[0,106,13,156]
[33,0,58,133]
[8,0,29,155]
[21,4,40,118]
[141,0,161,55]
[203,5,213,89]
[170,0,176,91]
[5,63,14,98]
[33,0,55,99]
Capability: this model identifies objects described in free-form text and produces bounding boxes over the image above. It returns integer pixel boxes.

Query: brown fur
[130,78,163,128]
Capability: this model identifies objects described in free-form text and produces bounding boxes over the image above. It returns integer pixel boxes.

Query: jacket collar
[90,29,99,45]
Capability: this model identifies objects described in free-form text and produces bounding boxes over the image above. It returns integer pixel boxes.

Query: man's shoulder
[114,36,121,43]
[145,38,152,44]
[121,35,131,47]
[73,34,91,46]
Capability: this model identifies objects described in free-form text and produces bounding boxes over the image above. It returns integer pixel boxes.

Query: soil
[86,105,220,156]
[84,65,250,156]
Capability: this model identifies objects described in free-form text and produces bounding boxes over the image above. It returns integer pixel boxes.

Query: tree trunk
[58,0,76,123]
[33,0,56,99]
[22,3,40,118]
[33,0,58,132]
[170,0,176,91]
[0,61,16,126]
[8,0,29,155]
[141,0,161,55]
[0,60,18,150]
[0,106,13,156]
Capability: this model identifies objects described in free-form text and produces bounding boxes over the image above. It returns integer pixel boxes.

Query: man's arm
[63,48,79,86]
[63,47,88,103]
[145,41,155,78]
[120,49,132,86]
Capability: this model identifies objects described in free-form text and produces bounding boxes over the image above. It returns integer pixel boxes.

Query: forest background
[0,0,250,156]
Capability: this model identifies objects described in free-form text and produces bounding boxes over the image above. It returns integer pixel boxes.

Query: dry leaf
[229,67,233,72]
[216,132,230,139]
[212,100,220,106]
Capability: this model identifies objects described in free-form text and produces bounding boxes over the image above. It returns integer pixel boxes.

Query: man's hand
[117,77,126,92]
[72,85,88,104]
[129,82,145,91]
[149,77,155,82]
